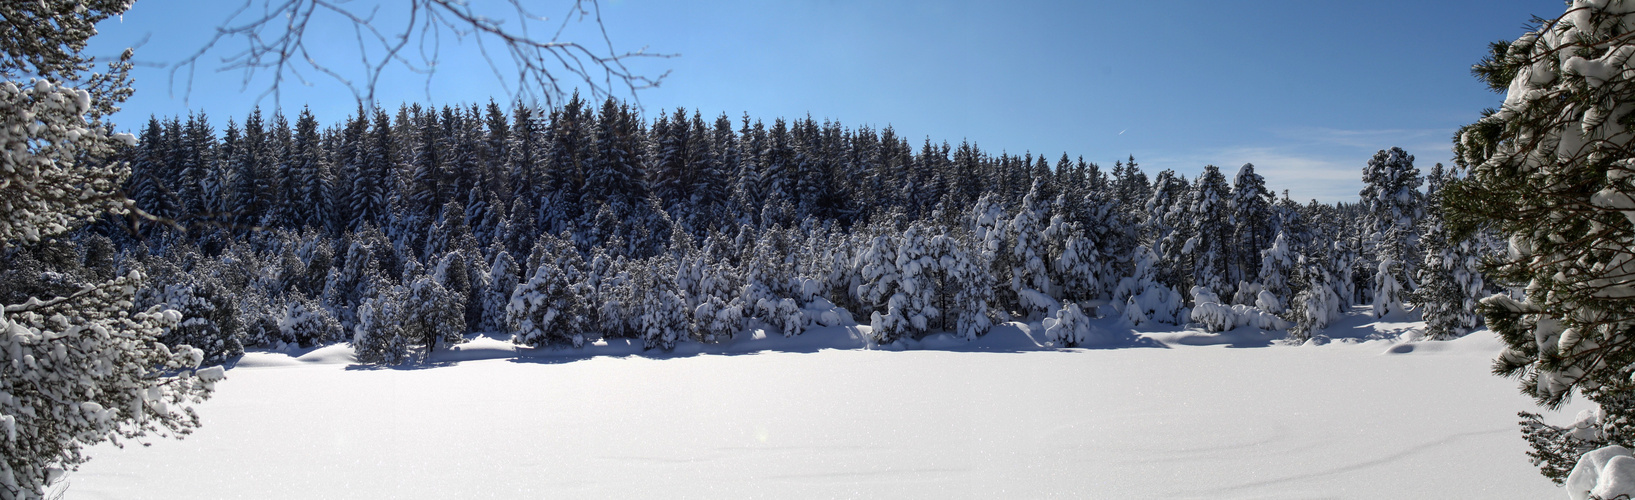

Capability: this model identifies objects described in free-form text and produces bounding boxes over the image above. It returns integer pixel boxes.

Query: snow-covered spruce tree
[1043,303,1094,347]
[1186,165,1234,301]
[507,235,589,348]
[275,290,342,347]
[1010,180,1056,319]
[479,250,518,333]
[353,280,411,364]
[1360,147,1423,318]
[691,294,743,344]
[1231,163,1276,287]
[967,194,1016,322]
[404,273,466,357]
[855,232,900,331]
[870,223,939,344]
[1045,212,1100,305]
[1446,0,1635,486]
[1285,254,1343,343]
[946,231,995,341]
[1256,232,1296,316]
[1,3,222,495]
[1415,163,1485,340]
[634,256,689,350]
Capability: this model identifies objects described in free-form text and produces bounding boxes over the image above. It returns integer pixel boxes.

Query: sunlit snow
[69,309,1578,499]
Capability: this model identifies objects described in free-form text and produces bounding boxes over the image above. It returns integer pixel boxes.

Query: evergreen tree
[1446,2,1635,485]
[291,107,331,231]
[1415,163,1483,340]
[1186,165,1233,300]
[1231,163,1275,287]
[1359,147,1422,317]
[0,11,220,496]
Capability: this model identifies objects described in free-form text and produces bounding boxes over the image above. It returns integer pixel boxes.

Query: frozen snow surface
[70,309,1580,499]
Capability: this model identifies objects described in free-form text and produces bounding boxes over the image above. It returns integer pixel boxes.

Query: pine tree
[480,250,518,334]
[0,9,220,496]
[1256,232,1296,315]
[1415,163,1483,340]
[291,107,331,232]
[1186,165,1233,300]
[1360,147,1422,317]
[1446,2,1635,485]
[1009,179,1055,319]
[1231,163,1275,287]
[353,278,411,364]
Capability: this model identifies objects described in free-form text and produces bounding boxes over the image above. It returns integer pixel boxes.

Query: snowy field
[67,309,1581,499]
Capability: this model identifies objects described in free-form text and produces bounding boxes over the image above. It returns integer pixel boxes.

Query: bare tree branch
[163,0,673,111]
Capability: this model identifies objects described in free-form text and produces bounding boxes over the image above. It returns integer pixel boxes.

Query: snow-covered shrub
[507,261,586,348]
[691,295,743,343]
[1112,247,1186,326]
[1043,303,1094,347]
[275,291,342,347]
[139,264,244,365]
[1190,286,1290,333]
[760,297,807,338]
[404,275,466,353]
[353,283,411,364]
[1230,281,1263,307]
[478,250,518,334]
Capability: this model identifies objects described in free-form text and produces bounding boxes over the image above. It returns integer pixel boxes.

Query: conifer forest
[36,95,1487,366]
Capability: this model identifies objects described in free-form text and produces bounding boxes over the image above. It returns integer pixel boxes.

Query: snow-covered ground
[68,308,1580,499]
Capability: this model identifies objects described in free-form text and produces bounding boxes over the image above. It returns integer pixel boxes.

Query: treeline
[0,94,1498,364]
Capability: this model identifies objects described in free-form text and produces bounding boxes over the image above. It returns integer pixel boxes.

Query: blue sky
[89,0,1553,203]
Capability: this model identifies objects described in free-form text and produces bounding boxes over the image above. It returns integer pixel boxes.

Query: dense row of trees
[9,94,1488,370]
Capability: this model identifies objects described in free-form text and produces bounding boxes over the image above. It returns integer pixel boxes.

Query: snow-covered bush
[353,282,411,364]
[1112,247,1186,326]
[691,295,743,343]
[1043,303,1094,347]
[760,297,806,338]
[275,291,342,347]
[1285,258,1343,343]
[1190,286,1290,333]
[138,263,244,365]
[507,261,586,348]
[404,275,466,353]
